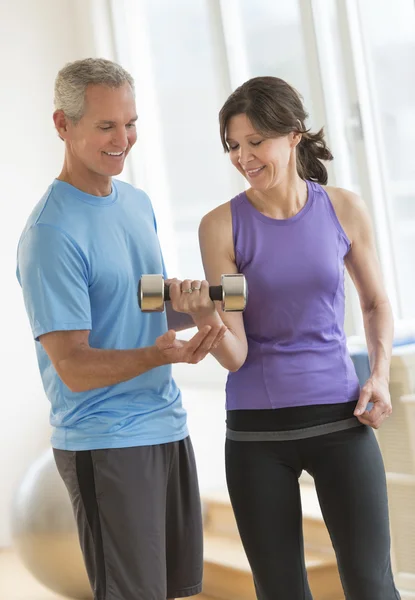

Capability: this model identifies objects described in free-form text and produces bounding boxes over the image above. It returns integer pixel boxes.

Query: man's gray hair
[54,58,135,123]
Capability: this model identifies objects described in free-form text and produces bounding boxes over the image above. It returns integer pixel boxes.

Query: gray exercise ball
[11,448,92,599]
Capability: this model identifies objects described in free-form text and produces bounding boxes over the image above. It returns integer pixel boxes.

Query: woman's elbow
[227,363,243,373]
[226,352,248,372]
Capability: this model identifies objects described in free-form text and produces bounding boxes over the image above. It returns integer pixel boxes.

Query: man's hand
[155,325,226,365]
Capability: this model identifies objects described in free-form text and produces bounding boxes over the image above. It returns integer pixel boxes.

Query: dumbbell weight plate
[138,274,165,312]
[221,274,247,312]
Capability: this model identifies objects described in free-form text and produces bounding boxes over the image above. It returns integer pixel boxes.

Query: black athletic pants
[225,425,401,600]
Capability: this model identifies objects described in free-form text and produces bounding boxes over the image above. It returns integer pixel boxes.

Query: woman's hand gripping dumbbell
[138,274,247,313]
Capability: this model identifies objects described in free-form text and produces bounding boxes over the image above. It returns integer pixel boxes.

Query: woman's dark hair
[219,76,333,185]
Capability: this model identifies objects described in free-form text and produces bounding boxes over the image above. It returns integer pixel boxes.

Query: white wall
[0,0,103,547]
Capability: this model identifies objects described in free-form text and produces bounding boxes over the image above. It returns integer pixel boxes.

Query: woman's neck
[247,174,308,220]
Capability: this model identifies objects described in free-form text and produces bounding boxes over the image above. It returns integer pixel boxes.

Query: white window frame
[332,0,401,316]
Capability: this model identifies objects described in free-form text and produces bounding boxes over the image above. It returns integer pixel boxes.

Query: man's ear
[53,110,69,141]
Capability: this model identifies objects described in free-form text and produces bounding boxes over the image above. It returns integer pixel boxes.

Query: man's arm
[40,326,221,393]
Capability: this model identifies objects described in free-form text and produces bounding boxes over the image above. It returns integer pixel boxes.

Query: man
[17,58,226,600]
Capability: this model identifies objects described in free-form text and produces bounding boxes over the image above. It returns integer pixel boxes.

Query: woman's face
[226,113,300,191]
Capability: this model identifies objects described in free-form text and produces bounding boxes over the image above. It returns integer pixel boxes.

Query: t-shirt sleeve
[17,224,92,340]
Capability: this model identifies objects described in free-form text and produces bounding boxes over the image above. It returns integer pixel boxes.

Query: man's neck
[58,165,112,197]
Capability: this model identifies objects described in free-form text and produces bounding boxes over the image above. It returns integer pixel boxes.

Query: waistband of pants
[226,416,363,442]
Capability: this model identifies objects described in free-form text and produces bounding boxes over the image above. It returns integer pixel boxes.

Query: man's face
[63,83,138,178]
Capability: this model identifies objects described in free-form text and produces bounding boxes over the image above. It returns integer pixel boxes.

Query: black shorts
[54,436,203,600]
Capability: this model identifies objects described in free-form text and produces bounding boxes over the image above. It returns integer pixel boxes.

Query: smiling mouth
[103,151,124,157]
[245,166,265,176]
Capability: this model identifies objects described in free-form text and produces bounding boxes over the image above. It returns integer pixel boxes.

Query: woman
[170,76,399,599]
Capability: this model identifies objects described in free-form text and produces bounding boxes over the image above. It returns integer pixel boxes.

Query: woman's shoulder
[201,189,248,226]
[323,185,368,220]
[198,200,237,258]
[200,200,232,231]
[323,185,372,244]
[323,185,363,209]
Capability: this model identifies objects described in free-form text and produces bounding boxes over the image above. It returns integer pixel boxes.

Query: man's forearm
[363,300,394,382]
[58,345,167,393]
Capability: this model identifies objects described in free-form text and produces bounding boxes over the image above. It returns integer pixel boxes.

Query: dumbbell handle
[164,284,223,302]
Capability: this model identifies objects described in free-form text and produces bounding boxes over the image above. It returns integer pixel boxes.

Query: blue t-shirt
[16,179,188,451]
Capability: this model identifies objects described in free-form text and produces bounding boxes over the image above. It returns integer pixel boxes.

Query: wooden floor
[4,548,411,600]
[0,550,209,600]
[0,550,69,600]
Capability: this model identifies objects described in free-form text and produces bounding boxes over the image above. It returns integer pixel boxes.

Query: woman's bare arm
[191,202,248,372]
[326,186,394,427]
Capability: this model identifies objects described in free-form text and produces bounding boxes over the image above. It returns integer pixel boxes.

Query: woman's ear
[290,130,302,148]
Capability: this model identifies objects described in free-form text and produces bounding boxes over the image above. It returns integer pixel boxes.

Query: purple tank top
[227,179,360,411]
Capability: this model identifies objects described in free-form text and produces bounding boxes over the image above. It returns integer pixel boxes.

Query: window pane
[239,0,316,126]
[142,0,239,279]
[359,0,415,319]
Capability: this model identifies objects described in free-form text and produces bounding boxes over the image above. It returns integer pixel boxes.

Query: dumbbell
[138,274,247,312]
